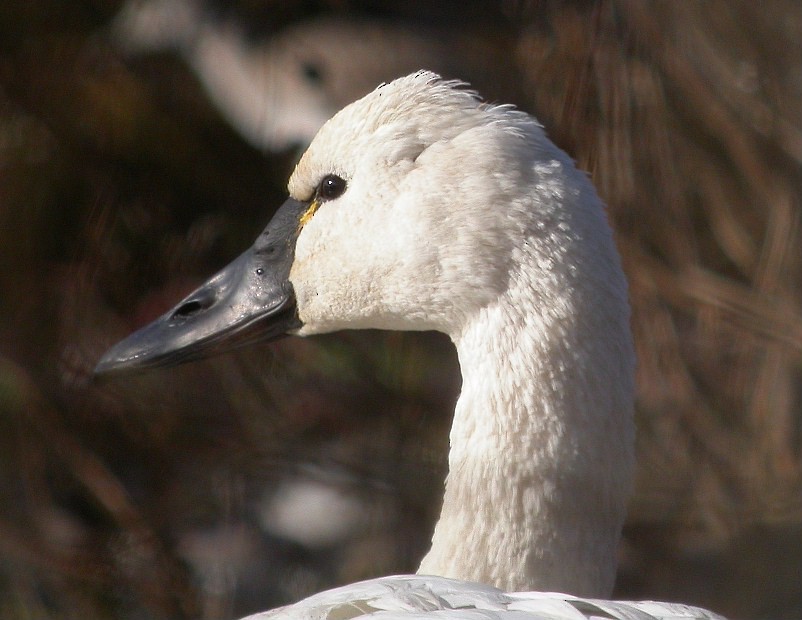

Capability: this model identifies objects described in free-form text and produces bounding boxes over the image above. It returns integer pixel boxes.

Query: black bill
[94,197,309,376]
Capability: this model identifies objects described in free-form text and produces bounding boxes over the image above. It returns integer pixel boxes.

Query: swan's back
[244,576,725,620]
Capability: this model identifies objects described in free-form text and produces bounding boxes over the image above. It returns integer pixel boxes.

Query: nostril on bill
[170,289,216,320]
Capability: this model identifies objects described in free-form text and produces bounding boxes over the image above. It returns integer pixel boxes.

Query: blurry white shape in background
[111,0,520,151]
[259,475,367,549]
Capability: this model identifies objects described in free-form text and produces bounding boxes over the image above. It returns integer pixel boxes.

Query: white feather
[242,576,724,620]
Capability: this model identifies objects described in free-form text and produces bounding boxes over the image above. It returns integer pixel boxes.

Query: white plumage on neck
[286,72,635,596]
[419,156,634,595]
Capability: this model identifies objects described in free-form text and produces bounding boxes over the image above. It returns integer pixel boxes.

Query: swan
[95,71,724,619]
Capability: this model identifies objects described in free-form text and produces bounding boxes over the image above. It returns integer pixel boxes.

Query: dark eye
[318,174,347,201]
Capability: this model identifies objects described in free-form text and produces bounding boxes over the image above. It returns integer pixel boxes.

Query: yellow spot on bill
[299,199,320,230]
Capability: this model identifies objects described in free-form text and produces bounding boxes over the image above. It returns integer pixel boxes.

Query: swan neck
[418,263,635,596]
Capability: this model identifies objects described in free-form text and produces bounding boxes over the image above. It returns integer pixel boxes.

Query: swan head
[95,71,613,372]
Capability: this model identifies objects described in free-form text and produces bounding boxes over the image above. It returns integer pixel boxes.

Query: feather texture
[244,576,725,620]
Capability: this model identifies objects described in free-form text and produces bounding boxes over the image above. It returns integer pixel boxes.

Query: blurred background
[1,1,801,618]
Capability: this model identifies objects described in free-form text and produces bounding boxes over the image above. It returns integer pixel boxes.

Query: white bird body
[96,71,723,619]
[242,575,724,620]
